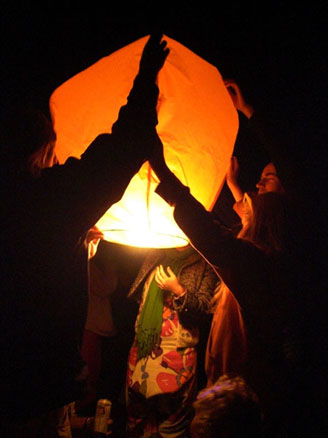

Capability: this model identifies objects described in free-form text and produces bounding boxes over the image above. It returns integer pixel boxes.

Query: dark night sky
[1,2,326,157]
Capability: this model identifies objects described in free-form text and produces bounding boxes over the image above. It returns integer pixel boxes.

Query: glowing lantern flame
[49,35,238,248]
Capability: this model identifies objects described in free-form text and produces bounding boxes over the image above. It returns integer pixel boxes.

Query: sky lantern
[49,35,238,248]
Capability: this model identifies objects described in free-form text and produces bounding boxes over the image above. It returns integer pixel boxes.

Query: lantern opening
[101,229,189,249]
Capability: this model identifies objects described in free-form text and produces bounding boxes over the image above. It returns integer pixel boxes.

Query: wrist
[152,163,172,181]
[173,285,185,297]
[242,104,255,119]
[226,179,238,189]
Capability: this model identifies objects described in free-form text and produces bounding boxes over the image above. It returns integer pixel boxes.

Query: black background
[1,2,326,136]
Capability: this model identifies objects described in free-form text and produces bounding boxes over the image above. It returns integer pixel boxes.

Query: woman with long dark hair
[150,137,303,437]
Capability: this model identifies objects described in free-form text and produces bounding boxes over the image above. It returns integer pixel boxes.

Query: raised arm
[83,33,170,166]
[224,79,255,119]
[150,136,262,297]
[224,79,301,200]
[226,156,244,203]
[53,34,170,237]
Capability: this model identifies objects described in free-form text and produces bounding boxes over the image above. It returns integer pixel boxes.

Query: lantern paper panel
[49,35,238,248]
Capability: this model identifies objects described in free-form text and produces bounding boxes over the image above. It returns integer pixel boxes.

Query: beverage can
[94,399,112,434]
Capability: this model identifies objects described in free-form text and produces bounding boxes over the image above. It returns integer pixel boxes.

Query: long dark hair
[212,191,291,307]
[241,191,291,254]
[211,192,296,309]
[1,107,56,176]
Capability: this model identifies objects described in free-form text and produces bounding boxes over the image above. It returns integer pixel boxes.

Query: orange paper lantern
[49,35,238,248]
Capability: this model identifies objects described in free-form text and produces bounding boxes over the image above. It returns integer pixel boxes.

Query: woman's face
[256,162,285,194]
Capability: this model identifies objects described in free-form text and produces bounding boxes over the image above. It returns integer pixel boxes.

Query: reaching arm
[226,156,244,203]
[83,33,170,166]
[50,35,170,238]
[224,79,255,119]
[150,135,263,296]
[226,156,245,219]
[224,79,301,199]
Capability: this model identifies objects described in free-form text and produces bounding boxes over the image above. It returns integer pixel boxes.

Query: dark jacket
[0,71,159,422]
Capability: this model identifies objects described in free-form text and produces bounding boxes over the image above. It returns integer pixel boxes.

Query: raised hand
[155,265,185,296]
[224,79,254,119]
[139,33,170,81]
[85,225,104,258]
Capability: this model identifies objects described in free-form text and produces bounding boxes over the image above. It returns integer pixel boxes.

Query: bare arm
[226,156,244,202]
[224,79,255,119]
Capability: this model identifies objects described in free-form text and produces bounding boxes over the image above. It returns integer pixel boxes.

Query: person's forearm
[155,175,248,276]
[111,74,159,142]
[227,180,244,203]
[82,71,159,170]
[155,171,191,207]
[155,176,225,267]
[240,102,254,119]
